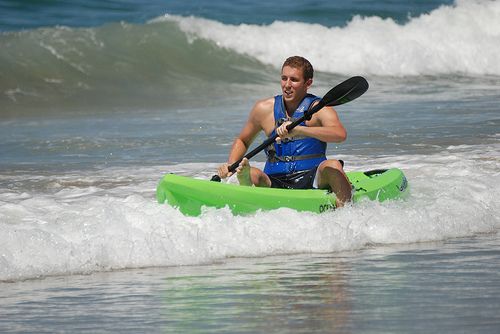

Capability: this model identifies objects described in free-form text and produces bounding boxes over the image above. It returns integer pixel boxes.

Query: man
[217,56,352,206]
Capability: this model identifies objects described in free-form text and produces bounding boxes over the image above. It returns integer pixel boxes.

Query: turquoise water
[0,0,453,31]
[0,0,499,332]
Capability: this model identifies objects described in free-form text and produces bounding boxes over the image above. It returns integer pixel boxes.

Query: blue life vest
[263,94,327,175]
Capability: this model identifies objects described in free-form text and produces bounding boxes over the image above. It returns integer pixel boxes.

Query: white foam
[1,146,499,282]
[158,0,500,76]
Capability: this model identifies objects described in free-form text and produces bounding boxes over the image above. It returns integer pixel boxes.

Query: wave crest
[161,0,500,76]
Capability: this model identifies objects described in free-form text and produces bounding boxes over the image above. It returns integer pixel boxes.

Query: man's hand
[275,121,296,143]
[217,163,233,179]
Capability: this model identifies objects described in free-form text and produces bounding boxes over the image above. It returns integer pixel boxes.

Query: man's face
[281,65,312,105]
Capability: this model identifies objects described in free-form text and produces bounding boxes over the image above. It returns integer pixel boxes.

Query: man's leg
[236,158,272,187]
[317,159,352,207]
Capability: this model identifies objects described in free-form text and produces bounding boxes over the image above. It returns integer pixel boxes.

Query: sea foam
[160,0,500,76]
[1,146,499,282]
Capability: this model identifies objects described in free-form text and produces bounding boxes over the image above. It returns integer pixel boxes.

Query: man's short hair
[282,56,314,81]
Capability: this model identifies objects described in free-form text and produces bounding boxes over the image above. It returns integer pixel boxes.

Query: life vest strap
[267,153,326,163]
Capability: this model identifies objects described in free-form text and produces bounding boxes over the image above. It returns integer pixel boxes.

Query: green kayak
[156,168,409,216]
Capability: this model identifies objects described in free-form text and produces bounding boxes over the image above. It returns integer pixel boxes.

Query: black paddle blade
[324,76,369,107]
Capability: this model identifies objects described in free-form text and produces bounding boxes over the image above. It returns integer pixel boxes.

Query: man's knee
[319,159,344,173]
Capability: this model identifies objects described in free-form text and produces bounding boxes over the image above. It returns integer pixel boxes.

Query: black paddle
[211,76,369,182]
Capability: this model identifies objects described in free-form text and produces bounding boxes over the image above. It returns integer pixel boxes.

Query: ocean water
[1,0,500,332]
[1,234,500,333]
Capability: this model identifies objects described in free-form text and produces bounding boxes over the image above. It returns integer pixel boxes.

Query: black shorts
[268,167,319,190]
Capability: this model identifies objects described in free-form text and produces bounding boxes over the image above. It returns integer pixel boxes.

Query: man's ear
[306,78,313,88]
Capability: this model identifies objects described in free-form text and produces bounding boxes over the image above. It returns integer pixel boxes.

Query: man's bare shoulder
[253,97,274,111]
[251,97,274,119]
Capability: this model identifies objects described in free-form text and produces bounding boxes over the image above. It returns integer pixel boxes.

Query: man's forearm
[228,138,249,164]
[293,125,347,143]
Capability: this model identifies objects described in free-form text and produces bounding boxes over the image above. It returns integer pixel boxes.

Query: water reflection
[161,255,353,333]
